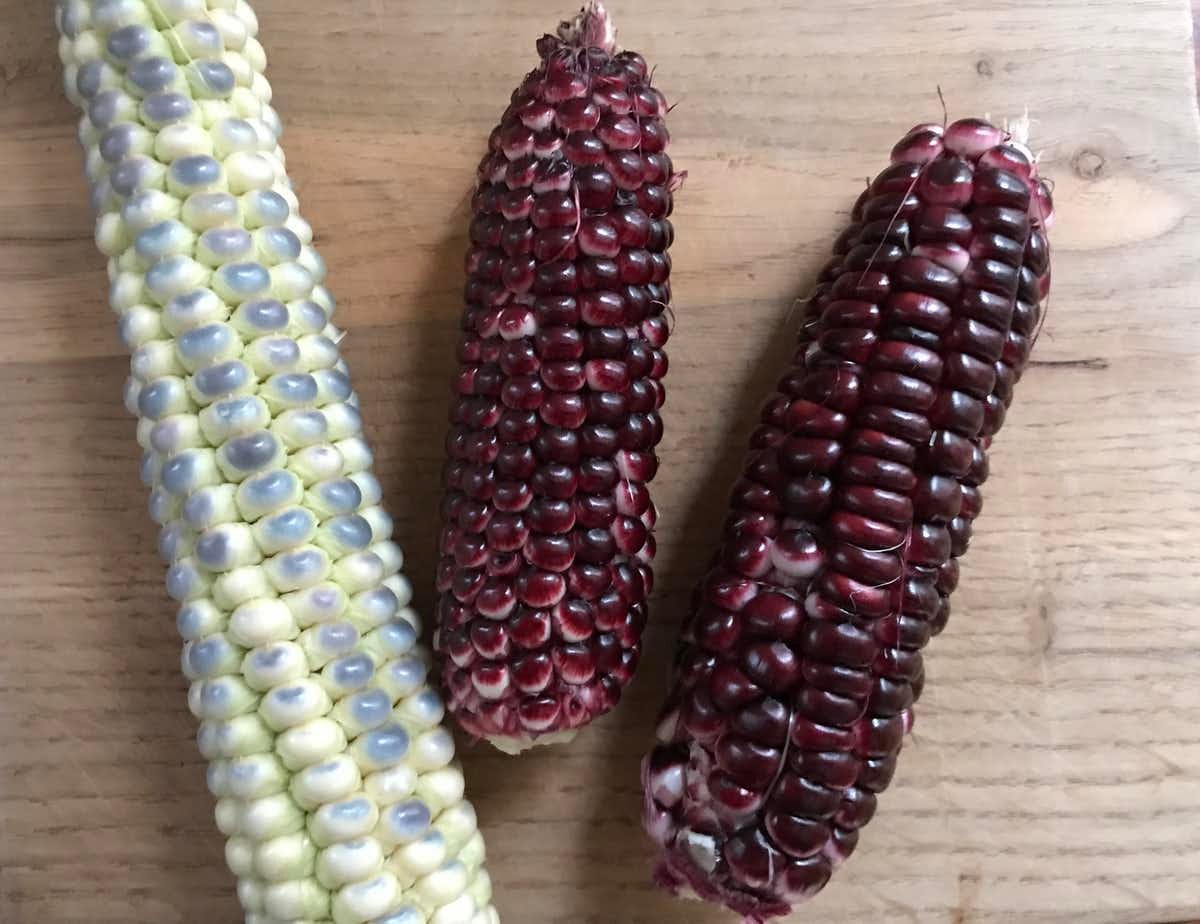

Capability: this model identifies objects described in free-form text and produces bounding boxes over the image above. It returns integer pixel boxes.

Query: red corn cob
[642,118,1053,920]
[434,3,679,752]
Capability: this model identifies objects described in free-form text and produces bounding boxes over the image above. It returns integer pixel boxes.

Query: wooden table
[3,1,1200,922]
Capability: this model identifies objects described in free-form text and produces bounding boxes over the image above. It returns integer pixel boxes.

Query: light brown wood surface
[3,1,1200,922]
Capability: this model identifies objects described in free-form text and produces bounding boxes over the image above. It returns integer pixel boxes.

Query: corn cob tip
[486,728,579,756]
[557,2,618,55]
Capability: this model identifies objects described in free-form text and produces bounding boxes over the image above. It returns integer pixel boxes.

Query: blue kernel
[106,24,149,59]
[250,644,288,670]
[240,299,288,331]
[260,507,315,547]
[262,226,301,260]
[157,521,188,562]
[170,155,221,189]
[210,395,262,432]
[266,373,318,405]
[240,469,297,509]
[76,60,104,99]
[362,724,409,767]
[317,622,358,653]
[192,60,235,95]
[314,370,352,403]
[182,490,214,527]
[223,431,278,472]
[248,189,290,225]
[194,529,231,568]
[176,602,209,639]
[218,262,270,297]
[99,124,136,163]
[292,300,327,331]
[386,657,427,696]
[128,56,178,94]
[145,255,195,295]
[316,479,361,513]
[376,620,417,657]
[187,636,232,677]
[87,90,121,129]
[331,653,374,690]
[327,514,372,550]
[277,547,324,580]
[413,689,443,720]
[384,800,430,843]
[160,451,199,495]
[135,221,186,262]
[348,689,390,729]
[310,586,341,611]
[165,561,202,600]
[193,360,250,398]
[142,92,192,125]
[200,681,230,709]
[271,684,306,704]
[261,338,301,368]
[109,157,151,197]
[199,227,252,260]
[177,323,234,363]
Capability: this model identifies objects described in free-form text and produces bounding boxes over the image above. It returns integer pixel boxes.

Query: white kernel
[276,717,346,771]
[331,872,398,924]
[332,551,385,595]
[408,728,455,773]
[308,795,379,846]
[177,599,224,640]
[421,875,471,919]
[242,792,305,841]
[316,837,384,890]
[210,9,248,49]
[269,262,314,301]
[121,189,180,233]
[284,583,349,627]
[288,445,345,485]
[226,151,276,193]
[432,801,477,855]
[229,598,297,648]
[255,831,317,881]
[336,437,374,476]
[390,831,446,879]
[263,878,330,920]
[237,876,265,912]
[291,754,360,811]
[191,675,258,720]
[362,765,417,809]
[242,641,309,691]
[226,835,256,877]
[202,713,273,758]
[415,767,465,815]
[215,797,242,836]
[260,678,332,731]
[96,211,128,256]
[110,269,145,311]
[132,339,182,380]
[211,564,275,610]
[226,753,289,800]
[154,121,214,161]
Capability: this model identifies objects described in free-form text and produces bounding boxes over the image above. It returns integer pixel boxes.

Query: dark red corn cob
[434,2,679,752]
[642,118,1053,919]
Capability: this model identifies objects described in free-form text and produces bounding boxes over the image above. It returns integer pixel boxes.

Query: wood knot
[975,57,994,78]
[1072,148,1105,180]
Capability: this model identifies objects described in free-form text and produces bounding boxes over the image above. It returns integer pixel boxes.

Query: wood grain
[3,1,1200,922]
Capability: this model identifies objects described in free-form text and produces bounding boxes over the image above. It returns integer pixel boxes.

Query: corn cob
[642,118,1053,920]
[434,2,679,752]
[54,2,497,921]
